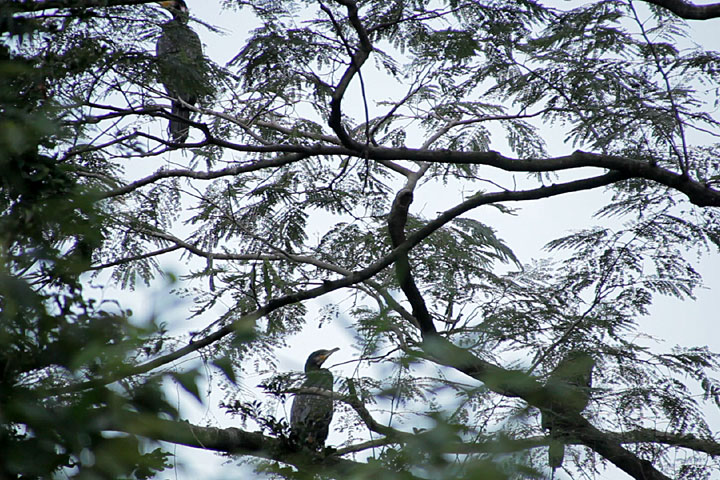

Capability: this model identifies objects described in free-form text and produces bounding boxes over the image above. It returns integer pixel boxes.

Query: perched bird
[541,351,595,473]
[156,0,205,142]
[290,348,340,449]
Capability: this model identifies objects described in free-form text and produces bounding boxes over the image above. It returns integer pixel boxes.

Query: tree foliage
[2,0,720,479]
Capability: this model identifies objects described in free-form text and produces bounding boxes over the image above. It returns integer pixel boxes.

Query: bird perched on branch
[156,0,205,142]
[541,350,595,474]
[290,348,339,449]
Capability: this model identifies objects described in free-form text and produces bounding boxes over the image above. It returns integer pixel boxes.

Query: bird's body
[541,351,595,472]
[290,348,339,449]
[156,0,205,142]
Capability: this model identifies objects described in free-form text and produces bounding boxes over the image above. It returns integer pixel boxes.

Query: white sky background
[89,1,720,478]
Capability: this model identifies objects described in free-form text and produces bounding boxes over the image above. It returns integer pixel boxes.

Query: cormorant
[541,351,594,473]
[290,347,339,449]
[156,0,204,142]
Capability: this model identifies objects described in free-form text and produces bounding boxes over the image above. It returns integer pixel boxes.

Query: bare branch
[9,0,158,13]
[90,245,181,271]
[420,336,673,480]
[106,410,425,480]
[101,152,307,199]
[367,148,720,207]
[326,0,374,150]
[387,188,437,335]
[639,0,720,19]
[140,229,419,327]
[61,171,626,393]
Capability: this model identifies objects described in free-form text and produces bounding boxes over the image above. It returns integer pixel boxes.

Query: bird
[540,350,595,474]
[290,347,340,450]
[156,0,205,143]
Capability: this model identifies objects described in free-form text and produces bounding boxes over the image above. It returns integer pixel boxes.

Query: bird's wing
[156,21,206,100]
[290,393,313,426]
[290,370,335,447]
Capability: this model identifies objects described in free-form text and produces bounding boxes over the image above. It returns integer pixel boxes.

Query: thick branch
[639,0,720,19]
[8,0,158,12]
[420,337,672,480]
[107,410,424,480]
[101,152,306,199]
[110,409,719,480]
[613,428,720,457]
[387,188,437,335]
[92,133,720,207]
[63,172,625,393]
[341,429,720,457]
[327,0,374,150]
[366,148,720,207]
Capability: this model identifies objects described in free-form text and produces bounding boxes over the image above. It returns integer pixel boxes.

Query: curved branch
[101,152,307,199]
[367,148,720,207]
[107,410,425,480]
[110,405,720,480]
[91,133,719,207]
[327,0,374,150]
[419,337,672,480]
[639,0,720,19]
[284,386,399,438]
[139,229,419,327]
[8,0,158,13]
[63,171,625,394]
[387,188,437,335]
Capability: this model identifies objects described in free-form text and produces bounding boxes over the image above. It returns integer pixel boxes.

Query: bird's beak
[320,347,340,362]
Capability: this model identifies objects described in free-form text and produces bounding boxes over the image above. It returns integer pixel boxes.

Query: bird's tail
[168,100,191,143]
[548,439,565,470]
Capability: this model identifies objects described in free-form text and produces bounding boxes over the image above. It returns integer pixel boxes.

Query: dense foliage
[2,0,720,479]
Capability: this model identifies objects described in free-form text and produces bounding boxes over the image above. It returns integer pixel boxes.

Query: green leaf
[212,356,237,384]
[262,259,273,299]
[169,370,203,404]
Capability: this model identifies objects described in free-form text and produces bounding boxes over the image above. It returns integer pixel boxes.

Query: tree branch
[419,337,673,480]
[62,172,626,394]
[366,148,720,207]
[387,188,437,335]
[108,409,720,480]
[8,0,159,13]
[639,0,720,19]
[86,126,719,207]
[106,410,425,480]
[283,386,400,438]
[339,429,720,457]
[89,245,181,271]
[611,428,720,457]
[326,0,374,150]
[101,152,307,199]
[137,229,420,328]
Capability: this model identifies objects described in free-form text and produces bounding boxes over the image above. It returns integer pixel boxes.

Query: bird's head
[562,351,595,371]
[158,0,189,20]
[304,347,339,372]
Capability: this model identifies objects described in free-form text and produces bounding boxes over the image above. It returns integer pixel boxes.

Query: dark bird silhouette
[290,348,339,449]
[156,0,204,142]
[541,351,595,473]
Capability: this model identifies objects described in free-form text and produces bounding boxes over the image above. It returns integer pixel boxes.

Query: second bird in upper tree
[156,0,206,143]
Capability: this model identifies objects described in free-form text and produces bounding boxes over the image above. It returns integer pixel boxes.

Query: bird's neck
[304,368,332,388]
